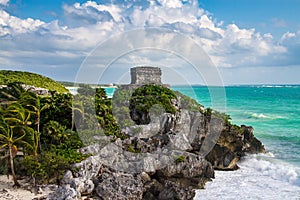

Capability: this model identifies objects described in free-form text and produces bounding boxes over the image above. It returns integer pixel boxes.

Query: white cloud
[0,0,9,6]
[280,32,296,42]
[0,0,299,83]
[0,10,44,36]
[157,0,183,8]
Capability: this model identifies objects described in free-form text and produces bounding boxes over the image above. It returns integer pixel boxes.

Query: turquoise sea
[171,85,300,199]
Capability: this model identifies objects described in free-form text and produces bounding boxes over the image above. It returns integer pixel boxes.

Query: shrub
[20,148,88,184]
[174,91,203,112]
[129,85,178,124]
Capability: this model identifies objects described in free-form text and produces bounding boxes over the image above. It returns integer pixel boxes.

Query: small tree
[0,106,34,187]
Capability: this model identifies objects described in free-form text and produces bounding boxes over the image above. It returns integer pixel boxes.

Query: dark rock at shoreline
[241,125,265,154]
[206,123,265,170]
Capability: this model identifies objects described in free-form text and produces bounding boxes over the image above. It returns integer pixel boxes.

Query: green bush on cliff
[174,91,204,112]
[130,85,177,114]
[129,85,178,125]
[205,107,232,125]
[112,87,136,128]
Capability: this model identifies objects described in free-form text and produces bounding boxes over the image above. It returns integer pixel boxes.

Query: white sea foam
[250,113,269,119]
[245,112,286,120]
[245,112,271,119]
[195,154,300,200]
[257,85,297,88]
[240,154,300,185]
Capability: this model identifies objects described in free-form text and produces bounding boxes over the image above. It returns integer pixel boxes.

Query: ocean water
[172,85,300,199]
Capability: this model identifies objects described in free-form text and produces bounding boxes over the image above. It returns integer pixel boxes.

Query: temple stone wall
[130,67,162,85]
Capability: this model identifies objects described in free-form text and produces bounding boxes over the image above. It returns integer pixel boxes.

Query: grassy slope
[0,70,68,93]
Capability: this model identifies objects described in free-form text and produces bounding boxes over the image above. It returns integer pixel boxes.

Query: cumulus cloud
[0,0,299,82]
[0,10,44,36]
[0,0,9,6]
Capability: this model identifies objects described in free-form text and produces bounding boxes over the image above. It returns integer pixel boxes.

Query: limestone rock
[205,122,265,170]
[241,125,265,153]
[61,170,73,185]
[71,155,102,180]
[205,144,239,170]
[48,91,265,199]
[70,178,94,195]
[94,168,143,200]
[48,185,79,200]
[158,180,195,200]
[157,153,213,179]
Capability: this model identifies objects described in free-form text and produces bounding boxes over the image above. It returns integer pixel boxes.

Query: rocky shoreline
[48,95,265,200]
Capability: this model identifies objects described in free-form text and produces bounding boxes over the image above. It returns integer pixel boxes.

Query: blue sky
[0,0,300,85]
[202,0,300,39]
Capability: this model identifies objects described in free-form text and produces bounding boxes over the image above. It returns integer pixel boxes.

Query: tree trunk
[71,109,74,131]
[8,144,20,187]
[37,113,42,153]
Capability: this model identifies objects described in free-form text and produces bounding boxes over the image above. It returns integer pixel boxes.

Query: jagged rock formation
[48,91,264,200]
[48,67,264,199]
[49,142,213,200]
[206,124,265,170]
[127,103,265,170]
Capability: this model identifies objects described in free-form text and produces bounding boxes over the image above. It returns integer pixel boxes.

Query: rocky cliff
[48,85,265,200]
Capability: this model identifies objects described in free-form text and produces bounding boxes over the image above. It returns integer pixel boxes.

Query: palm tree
[0,110,34,187]
[2,102,34,156]
[0,83,26,106]
[71,98,84,131]
[19,91,50,154]
[20,91,49,133]
[3,103,32,126]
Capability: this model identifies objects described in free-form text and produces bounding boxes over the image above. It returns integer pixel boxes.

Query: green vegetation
[128,138,142,153]
[174,91,204,112]
[129,85,178,124]
[0,72,234,186]
[0,106,34,187]
[204,107,213,116]
[213,111,232,124]
[112,86,136,128]
[0,83,86,186]
[0,70,68,93]
[20,148,88,184]
[175,155,186,163]
[74,85,125,139]
[204,107,232,125]
[130,85,177,114]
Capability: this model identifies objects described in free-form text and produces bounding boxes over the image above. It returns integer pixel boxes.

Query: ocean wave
[250,113,269,119]
[246,112,270,119]
[240,154,300,186]
[245,112,285,120]
[255,85,300,88]
[195,154,300,199]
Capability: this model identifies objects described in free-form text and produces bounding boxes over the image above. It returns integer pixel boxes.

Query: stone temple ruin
[130,66,162,85]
